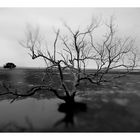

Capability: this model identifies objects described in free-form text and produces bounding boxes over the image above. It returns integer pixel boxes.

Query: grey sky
[0,8,140,68]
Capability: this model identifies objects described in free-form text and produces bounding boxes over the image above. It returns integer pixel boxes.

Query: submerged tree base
[58,101,87,113]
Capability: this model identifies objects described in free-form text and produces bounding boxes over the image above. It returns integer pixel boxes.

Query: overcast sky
[0,8,140,68]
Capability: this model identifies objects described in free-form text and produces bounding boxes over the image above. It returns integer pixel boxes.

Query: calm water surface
[0,69,86,131]
[0,98,65,131]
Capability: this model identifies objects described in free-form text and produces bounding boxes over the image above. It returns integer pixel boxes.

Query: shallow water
[0,98,64,131]
[1,69,140,131]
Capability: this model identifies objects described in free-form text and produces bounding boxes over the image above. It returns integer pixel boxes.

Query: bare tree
[0,17,137,104]
[17,19,101,104]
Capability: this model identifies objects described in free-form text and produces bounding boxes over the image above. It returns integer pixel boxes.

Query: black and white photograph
[0,7,140,133]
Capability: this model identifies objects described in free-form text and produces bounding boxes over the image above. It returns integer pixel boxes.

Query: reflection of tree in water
[0,116,34,132]
[54,107,75,127]
[54,102,87,128]
[0,122,26,132]
[1,98,140,132]
[0,102,87,131]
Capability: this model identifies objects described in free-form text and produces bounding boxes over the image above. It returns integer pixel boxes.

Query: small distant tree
[3,63,16,69]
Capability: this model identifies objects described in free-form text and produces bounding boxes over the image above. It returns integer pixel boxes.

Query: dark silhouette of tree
[3,63,16,69]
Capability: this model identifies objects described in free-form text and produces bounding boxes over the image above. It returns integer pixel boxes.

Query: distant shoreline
[0,67,140,75]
